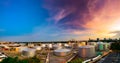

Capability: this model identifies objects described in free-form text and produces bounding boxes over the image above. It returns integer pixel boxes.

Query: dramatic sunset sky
[0,0,120,41]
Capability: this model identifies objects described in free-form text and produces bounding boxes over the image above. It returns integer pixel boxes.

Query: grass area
[1,50,46,63]
[67,58,83,63]
[0,56,43,63]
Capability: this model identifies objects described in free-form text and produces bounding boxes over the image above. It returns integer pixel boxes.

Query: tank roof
[54,49,71,52]
[79,45,94,48]
[23,48,36,52]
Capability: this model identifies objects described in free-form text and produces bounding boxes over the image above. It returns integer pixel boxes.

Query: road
[97,52,120,63]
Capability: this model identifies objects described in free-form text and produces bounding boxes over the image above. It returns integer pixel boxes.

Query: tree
[97,38,100,42]
[0,56,42,63]
[110,42,120,50]
[0,57,25,63]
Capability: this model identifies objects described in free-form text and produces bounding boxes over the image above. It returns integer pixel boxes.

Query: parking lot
[97,52,120,63]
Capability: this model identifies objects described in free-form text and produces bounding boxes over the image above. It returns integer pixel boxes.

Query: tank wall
[78,46,95,58]
[54,52,69,56]
[22,50,35,57]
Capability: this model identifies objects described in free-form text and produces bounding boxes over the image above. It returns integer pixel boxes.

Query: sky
[0,0,120,42]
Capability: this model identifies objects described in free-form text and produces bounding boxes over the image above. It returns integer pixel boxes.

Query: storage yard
[0,41,112,63]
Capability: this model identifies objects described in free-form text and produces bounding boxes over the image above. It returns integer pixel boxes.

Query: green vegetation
[110,42,120,50]
[96,52,103,55]
[0,56,42,63]
[67,58,83,63]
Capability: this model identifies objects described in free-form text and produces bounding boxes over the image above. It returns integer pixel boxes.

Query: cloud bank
[44,0,120,39]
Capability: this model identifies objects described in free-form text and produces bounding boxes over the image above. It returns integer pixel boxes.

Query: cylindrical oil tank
[64,44,71,48]
[28,44,34,47]
[103,43,110,50]
[47,44,53,48]
[0,45,10,49]
[14,47,20,52]
[88,42,98,50]
[97,42,104,51]
[18,46,27,52]
[34,46,41,50]
[78,42,86,47]
[73,43,78,48]
[64,44,70,47]
[53,44,62,49]
[87,42,97,46]
[78,45,95,58]
[41,44,46,48]
[54,49,71,56]
[10,47,19,52]
[58,43,62,46]
[64,44,69,47]
[22,48,36,57]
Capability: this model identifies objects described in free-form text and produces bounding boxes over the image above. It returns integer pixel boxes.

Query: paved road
[97,52,120,63]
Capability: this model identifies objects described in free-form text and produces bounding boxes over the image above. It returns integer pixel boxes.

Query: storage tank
[54,49,71,56]
[13,47,20,52]
[0,45,10,49]
[64,44,69,47]
[9,44,20,47]
[22,48,36,57]
[88,42,97,46]
[103,43,110,50]
[97,42,104,51]
[19,43,26,46]
[28,44,34,47]
[58,43,62,46]
[53,44,62,49]
[41,44,46,48]
[47,44,53,48]
[78,45,95,58]
[78,42,86,47]
[64,43,71,47]
[34,46,41,50]
[18,47,28,52]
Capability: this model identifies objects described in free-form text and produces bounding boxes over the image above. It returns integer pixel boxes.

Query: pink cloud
[44,0,120,39]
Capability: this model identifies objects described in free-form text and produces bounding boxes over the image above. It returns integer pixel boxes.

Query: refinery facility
[0,40,112,63]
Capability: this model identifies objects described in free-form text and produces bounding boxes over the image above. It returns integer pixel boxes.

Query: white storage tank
[19,43,26,46]
[88,42,97,46]
[64,44,72,49]
[64,44,69,47]
[97,42,104,51]
[58,43,62,46]
[22,48,36,57]
[103,43,110,50]
[54,49,71,56]
[0,45,10,49]
[78,45,95,58]
[41,44,46,48]
[28,44,34,47]
[18,46,28,52]
[53,44,62,49]
[47,44,53,48]
[34,46,41,50]
[88,42,97,50]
